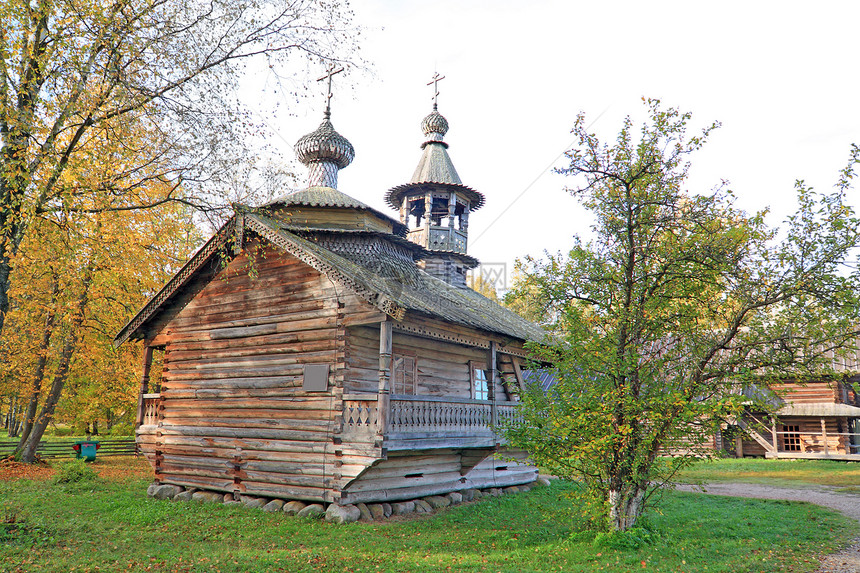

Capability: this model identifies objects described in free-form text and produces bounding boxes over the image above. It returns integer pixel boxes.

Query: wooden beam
[771,417,778,452]
[821,418,829,456]
[511,356,525,394]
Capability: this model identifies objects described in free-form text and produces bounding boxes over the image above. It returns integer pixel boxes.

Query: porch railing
[340,393,520,441]
[741,413,860,458]
[140,393,161,427]
[770,427,860,456]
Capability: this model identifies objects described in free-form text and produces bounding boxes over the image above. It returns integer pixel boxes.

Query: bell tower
[385,74,485,288]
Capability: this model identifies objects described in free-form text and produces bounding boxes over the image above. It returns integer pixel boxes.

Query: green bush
[46,426,75,437]
[593,526,660,550]
[108,423,134,437]
[51,459,99,484]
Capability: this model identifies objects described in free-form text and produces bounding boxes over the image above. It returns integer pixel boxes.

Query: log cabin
[115,96,545,505]
[733,372,860,460]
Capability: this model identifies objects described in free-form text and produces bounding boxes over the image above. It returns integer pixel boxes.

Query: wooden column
[771,417,778,453]
[424,194,433,234]
[400,197,409,225]
[821,418,829,456]
[377,320,393,440]
[489,341,498,428]
[233,212,245,254]
[135,345,154,427]
[447,193,457,248]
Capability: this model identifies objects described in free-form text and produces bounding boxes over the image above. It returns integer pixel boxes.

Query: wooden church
[115,78,545,507]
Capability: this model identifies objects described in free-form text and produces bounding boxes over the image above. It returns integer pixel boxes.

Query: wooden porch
[139,392,521,450]
[737,411,860,461]
[342,393,519,450]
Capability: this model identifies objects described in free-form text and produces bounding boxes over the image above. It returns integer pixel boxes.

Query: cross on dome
[427,72,445,110]
[318,64,344,119]
[294,64,353,189]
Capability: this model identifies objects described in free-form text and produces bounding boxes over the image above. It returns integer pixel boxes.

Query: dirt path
[676,483,860,573]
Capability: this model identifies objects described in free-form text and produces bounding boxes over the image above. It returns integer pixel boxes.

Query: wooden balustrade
[340,394,521,444]
[342,396,379,439]
[388,395,520,438]
[141,393,161,427]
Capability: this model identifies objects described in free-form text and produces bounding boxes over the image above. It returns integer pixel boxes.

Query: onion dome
[295,115,355,189]
[421,105,449,146]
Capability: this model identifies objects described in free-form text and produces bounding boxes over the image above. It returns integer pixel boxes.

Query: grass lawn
[0,456,855,573]
[678,457,860,489]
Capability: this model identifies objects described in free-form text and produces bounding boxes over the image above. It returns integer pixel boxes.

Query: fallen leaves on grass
[0,457,54,482]
[0,455,151,483]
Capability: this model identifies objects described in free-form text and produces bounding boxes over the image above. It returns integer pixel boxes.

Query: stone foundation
[146,477,552,524]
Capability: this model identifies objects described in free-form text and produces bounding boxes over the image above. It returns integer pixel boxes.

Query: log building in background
[732,374,860,459]
[115,96,544,504]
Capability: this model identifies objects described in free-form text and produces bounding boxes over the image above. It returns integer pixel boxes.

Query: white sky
[248,0,860,292]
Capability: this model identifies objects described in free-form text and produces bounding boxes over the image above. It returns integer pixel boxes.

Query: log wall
[770,380,840,404]
[138,239,537,504]
[345,324,512,399]
[777,417,850,454]
[140,242,381,502]
[737,417,853,457]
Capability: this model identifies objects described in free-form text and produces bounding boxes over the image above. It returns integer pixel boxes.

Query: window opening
[392,354,417,394]
[782,424,801,451]
[471,362,489,401]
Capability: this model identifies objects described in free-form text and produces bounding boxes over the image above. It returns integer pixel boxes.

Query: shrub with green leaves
[108,423,134,437]
[51,459,99,484]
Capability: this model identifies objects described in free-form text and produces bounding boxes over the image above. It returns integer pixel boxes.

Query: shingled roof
[115,211,545,347]
[267,186,408,236]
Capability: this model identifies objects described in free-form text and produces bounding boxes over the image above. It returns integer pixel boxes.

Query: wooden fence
[0,438,137,459]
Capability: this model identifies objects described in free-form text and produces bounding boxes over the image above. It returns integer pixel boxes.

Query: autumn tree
[467,272,499,301]
[3,125,201,460]
[0,0,357,338]
[505,100,860,532]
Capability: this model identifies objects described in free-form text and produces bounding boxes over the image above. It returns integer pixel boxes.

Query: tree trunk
[0,250,13,339]
[608,487,646,531]
[6,398,20,438]
[17,276,60,448]
[19,266,93,463]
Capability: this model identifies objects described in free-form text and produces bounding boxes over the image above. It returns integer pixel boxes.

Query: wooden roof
[267,186,408,236]
[115,210,545,347]
[777,403,860,417]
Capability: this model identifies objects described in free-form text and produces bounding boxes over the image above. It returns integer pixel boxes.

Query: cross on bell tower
[427,72,445,109]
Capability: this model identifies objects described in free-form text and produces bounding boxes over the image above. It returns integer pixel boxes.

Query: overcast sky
[248,0,860,292]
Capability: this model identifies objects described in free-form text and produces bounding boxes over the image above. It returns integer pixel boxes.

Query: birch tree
[0,0,357,337]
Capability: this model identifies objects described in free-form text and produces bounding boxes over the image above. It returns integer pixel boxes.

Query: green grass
[0,458,855,573]
[678,457,860,488]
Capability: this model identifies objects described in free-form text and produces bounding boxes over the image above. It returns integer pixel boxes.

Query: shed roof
[777,403,860,418]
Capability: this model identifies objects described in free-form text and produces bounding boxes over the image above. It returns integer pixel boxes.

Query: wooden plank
[161,417,333,432]
[156,425,334,441]
[386,436,499,450]
[166,329,338,354]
